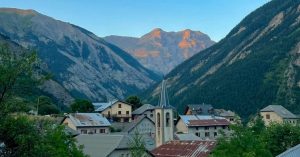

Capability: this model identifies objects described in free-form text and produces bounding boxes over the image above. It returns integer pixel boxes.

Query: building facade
[260,105,299,126]
[176,115,231,140]
[62,113,111,134]
[93,100,132,122]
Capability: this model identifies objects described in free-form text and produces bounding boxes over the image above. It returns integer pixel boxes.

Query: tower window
[157,113,161,128]
[166,112,170,127]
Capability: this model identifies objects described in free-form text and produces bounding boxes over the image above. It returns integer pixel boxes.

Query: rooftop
[76,134,130,157]
[93,100,118,112]
[277,144,300,157]
[151,140,217,157]
[179,115,227,126]
[123,115,154,133]
[186,104,214,115]
[132,104,155,115]
[260,105,298,119]
[68,113,111,127]
[174,133,202,141]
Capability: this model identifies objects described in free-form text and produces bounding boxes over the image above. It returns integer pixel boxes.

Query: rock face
[144,0,300,119]
[0,8,160,102]
[104,28,215,74]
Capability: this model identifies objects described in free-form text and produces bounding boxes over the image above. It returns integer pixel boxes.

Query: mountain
[104,28,215,74]
[144,0,300,119]
[0,8,160,102]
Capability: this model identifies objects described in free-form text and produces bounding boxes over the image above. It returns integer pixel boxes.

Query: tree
[0,44,37,113]
[70,99,94,113]
[211,124,272,157]
[0,114,87,157]
[37,96,60,115]
[126,96,143,111]
[129,131,147,157]
[263,123,300,156]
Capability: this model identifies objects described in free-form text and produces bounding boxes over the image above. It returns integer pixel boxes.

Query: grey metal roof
[214,109,235,117]
[277,144,300,157]
[260,105,297,119]
[174,133,202,141]
[76,134,130,157]
[186,104,214,115]
[179,115,225,126]
[68,113,111,127]
[123,116,154,133]
[93,100,118,112]
[132,104,155,115]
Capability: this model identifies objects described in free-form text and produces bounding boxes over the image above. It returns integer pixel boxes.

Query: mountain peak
[148,28,164,38]
[0,8,37,16]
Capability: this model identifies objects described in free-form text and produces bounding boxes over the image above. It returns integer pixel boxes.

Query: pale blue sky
[0,0,269,41]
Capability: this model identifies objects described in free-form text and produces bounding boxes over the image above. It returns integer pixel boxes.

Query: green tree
[0,114,87,157]
[70,99,94,113]
[0,44,37,113]
[125,96,143,111]
[129,131,147,157]
[212,124,272,157]
[37,96,60,115]
[263,123,300,156]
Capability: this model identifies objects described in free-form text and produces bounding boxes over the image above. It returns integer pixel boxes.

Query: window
[126,111,129,115]
[214,126,217,130]
[214,132,218,137]
[230,118,234,121]
[205,132,210,137]
[166,112,170,127]
[81,129,87,134]
[196,127,199,130]
[266,114,270,119]
[118,111,121,115]
[100,129,105,133]
[195,132,200,137]
[157,113,161,128]
[205,126,209,130]
[118,104,122,108]
[124,118,129,122]
[150,114,153,117]
[222,126,226,129]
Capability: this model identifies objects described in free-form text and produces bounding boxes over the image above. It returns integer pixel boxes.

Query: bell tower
[155,79,174,147]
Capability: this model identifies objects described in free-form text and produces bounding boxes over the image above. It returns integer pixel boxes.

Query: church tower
[155,79,174,147]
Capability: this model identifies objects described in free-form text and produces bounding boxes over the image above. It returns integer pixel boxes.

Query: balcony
[102,114,131,118]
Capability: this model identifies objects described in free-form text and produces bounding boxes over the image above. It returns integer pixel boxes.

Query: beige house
[176,115,231,140]
[93,100,132,122]
[62,113,111,134]
[260,105,299,126]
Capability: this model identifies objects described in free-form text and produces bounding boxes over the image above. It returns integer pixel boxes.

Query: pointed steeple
[159,79,169,108]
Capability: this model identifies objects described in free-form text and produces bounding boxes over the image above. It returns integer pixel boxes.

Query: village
[56,80,300,157]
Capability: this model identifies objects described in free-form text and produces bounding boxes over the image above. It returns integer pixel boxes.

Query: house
[151,140,217,157]
[62,113,111,134]
[123,116,156,150]
[132,104,156,122]
[276,144,300,157]
[76,134,152,157]
[93,100,132,122]
[214,109,238,123]
[184,104,239,123]
[260,105,299,126]
[184,104,214,115]
[176,115,231,140]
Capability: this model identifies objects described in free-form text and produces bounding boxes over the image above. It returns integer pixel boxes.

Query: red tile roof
[188,119,230,126]
[151,140,217,157]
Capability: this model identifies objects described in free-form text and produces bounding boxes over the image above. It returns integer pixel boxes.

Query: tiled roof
[188,119,230,126]
[277,144,300,157]
[260,105,297,119]
[179,115,226,126]
[132,104,155,115]
[151,140,217,157]
[68,113,111,127]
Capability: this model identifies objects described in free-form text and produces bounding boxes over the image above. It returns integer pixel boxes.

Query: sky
[0,0,269,41]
